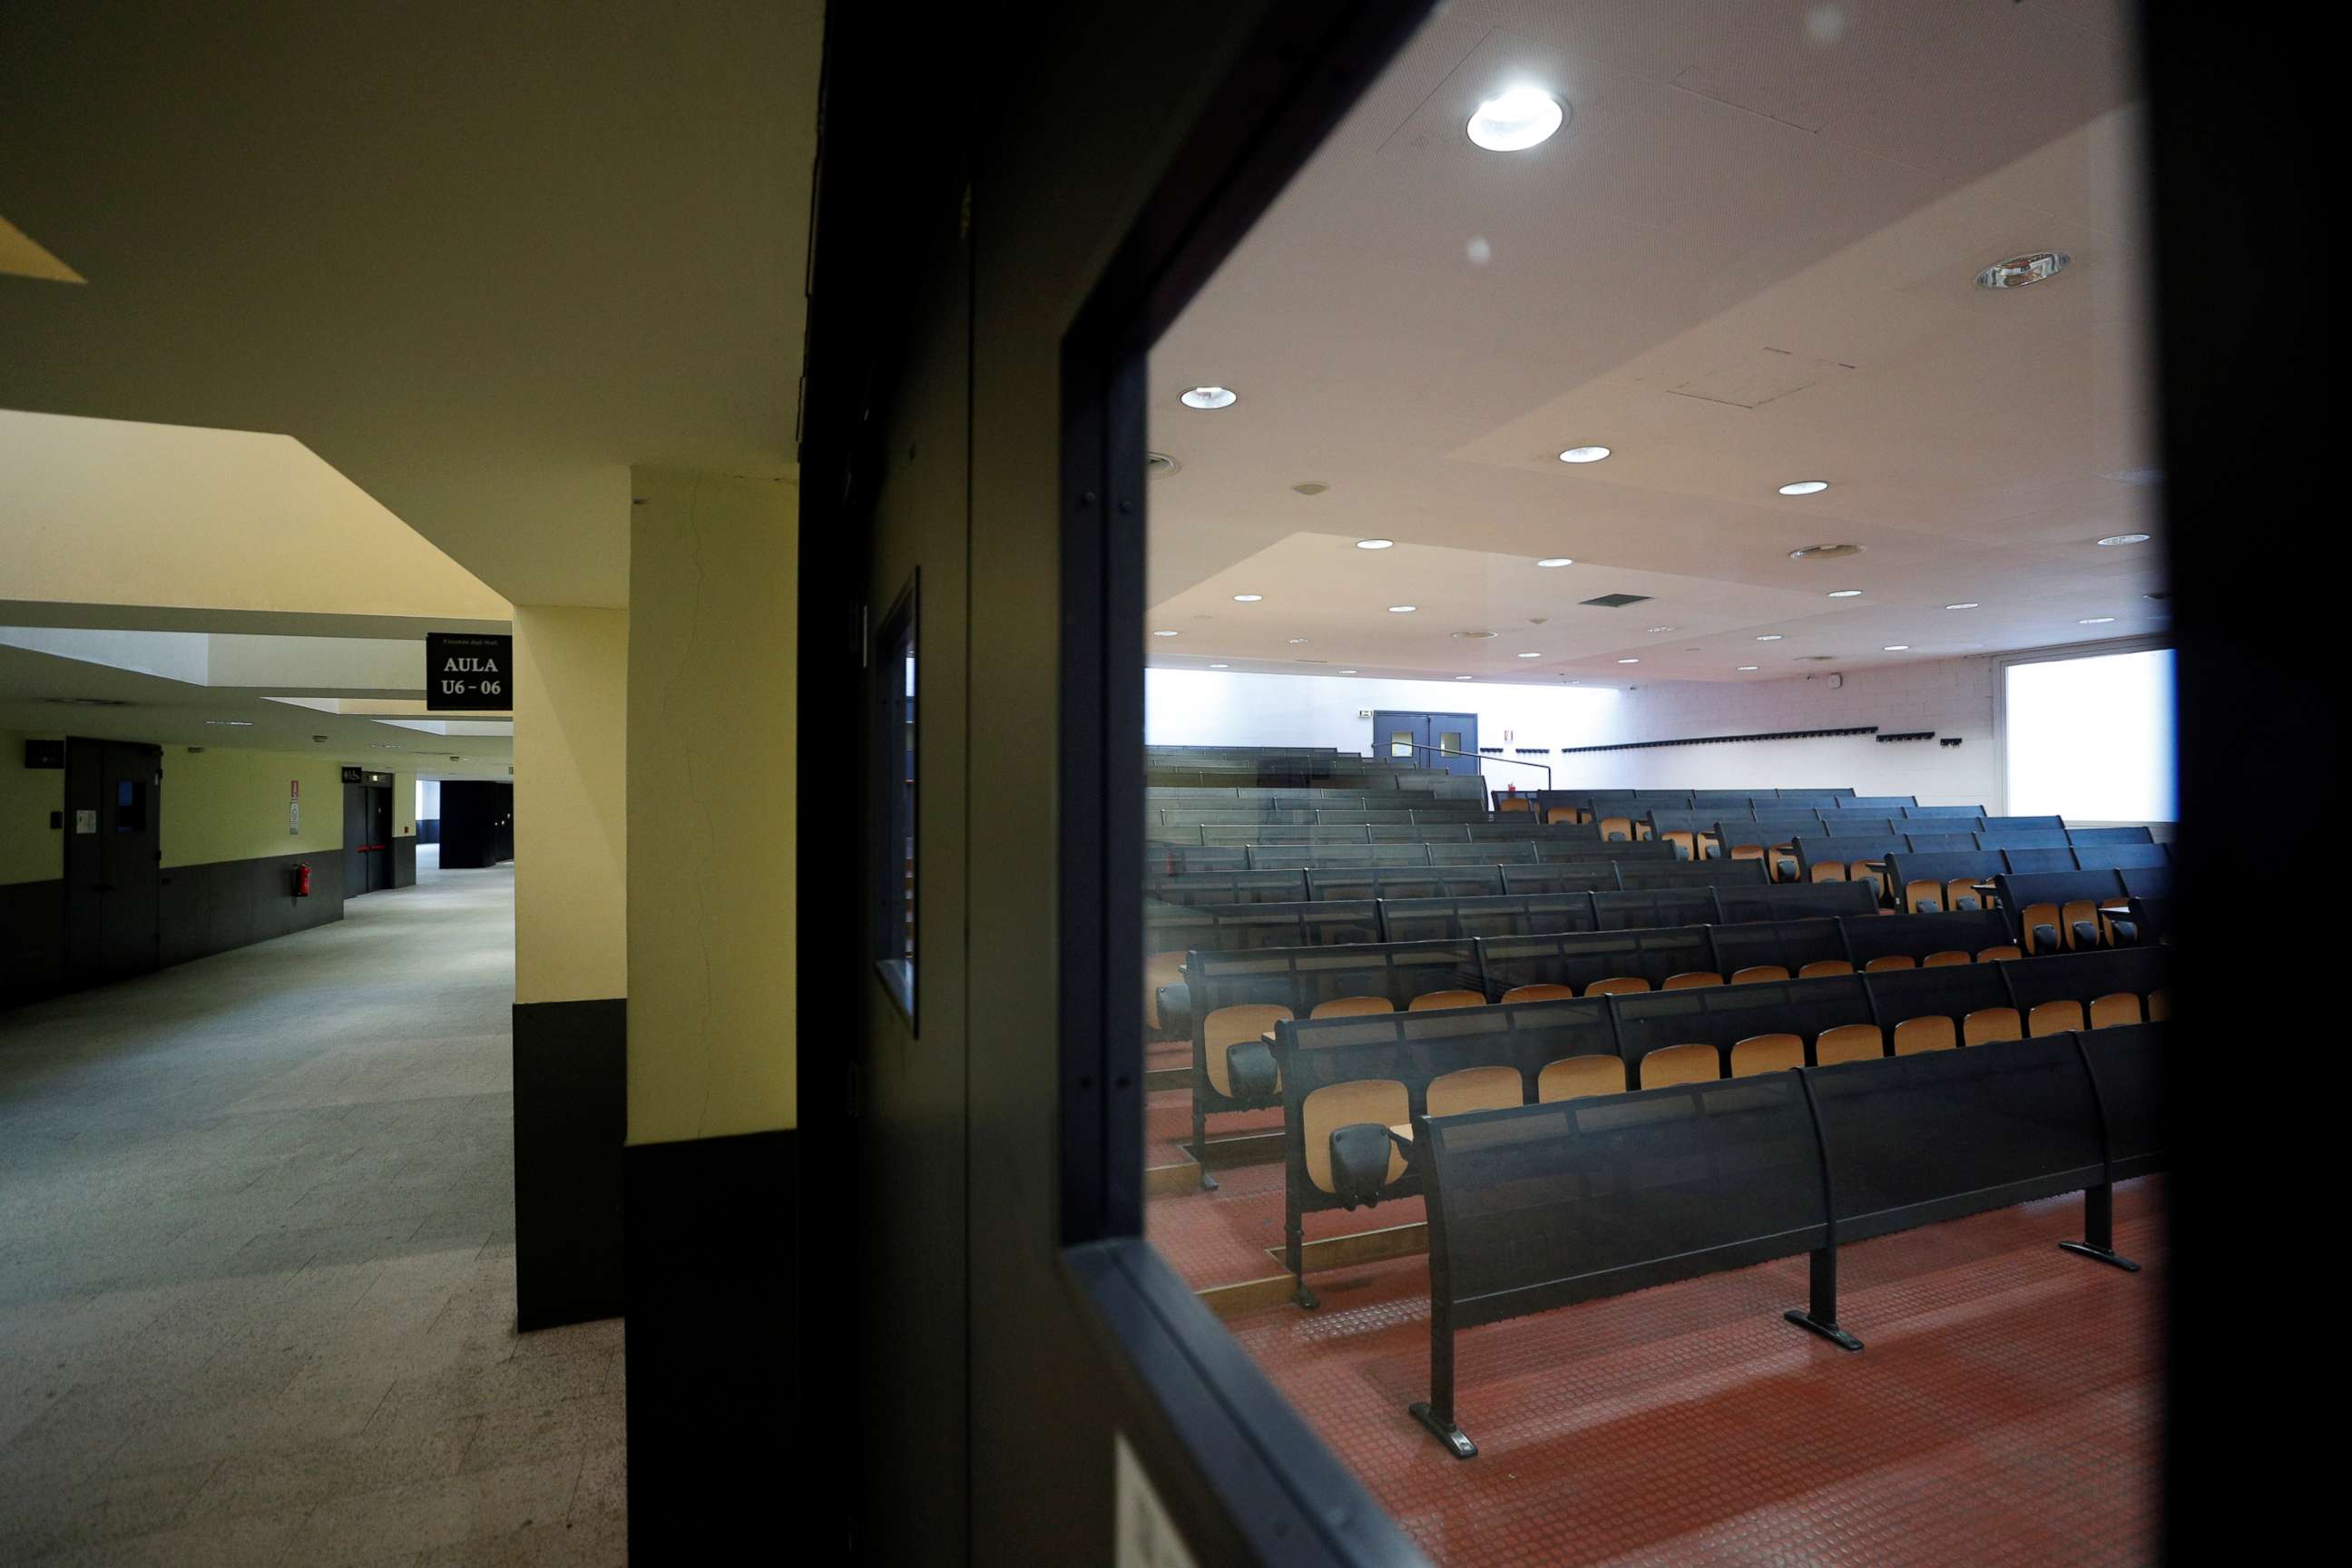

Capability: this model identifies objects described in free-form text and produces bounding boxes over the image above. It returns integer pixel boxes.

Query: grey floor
[0,864,626,1566]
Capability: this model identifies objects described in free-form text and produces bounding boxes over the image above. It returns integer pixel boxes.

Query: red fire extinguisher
[292,863,313,897]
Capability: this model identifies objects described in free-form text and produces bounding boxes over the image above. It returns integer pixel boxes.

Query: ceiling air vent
[1797,655,1838,662]
[1143,451,1179,477]
[1578,593,1651,608]
[1788,544,1863,562]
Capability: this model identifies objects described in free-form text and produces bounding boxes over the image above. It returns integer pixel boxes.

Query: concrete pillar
[510,604,629,1329]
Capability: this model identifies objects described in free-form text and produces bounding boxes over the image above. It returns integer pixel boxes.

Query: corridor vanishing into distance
[0,866,624,1566]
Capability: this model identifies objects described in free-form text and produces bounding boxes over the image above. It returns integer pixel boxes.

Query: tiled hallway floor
[1,865,624,1566]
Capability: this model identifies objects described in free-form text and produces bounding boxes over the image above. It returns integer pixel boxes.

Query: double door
[1371,710,1481,776]
[343,781,394,895]
[63,739,162,988]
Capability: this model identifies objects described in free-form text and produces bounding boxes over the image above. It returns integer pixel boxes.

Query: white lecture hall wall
[1145,657,2006,808]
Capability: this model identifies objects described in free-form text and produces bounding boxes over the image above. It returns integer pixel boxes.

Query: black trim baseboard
[157,850,345,969]
[513,998,627,1330]
[1,877,65,1014]
[623,1127,796,1560]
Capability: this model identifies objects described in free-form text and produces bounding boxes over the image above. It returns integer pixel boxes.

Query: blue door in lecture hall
[1371,710,1481,777]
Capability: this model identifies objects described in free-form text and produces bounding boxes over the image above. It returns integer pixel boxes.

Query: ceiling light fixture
[1738,665,1759,671]
[1465,86,1565,152]
[1788,544,1863,561]
[1287,638,1309,644]
[1232,593,1262,603]
[1454,675,1475,681]
[1536,557,1573,568]
[1647,625,1676,632]
[203,720,254,727]
[1180,386,1237,409]
[1151,630,1178,637]
[1756,634,1784,642]
[2079,616,2116,624]
[1975,251,2071,289]
[2097,534,2152,546]
[1339,669,1357,674]
[1617,658,1640,664]
[1387,604,1416,612]
[1883,644,1910,652]
[1945,602,1980,610]
[1828,590,1863,598]
[1210,663,1229,669]
[1516,651,1542,658]
[1557,446,1611,464]
[1355,538,1394,550]
[1778,480,1830,496]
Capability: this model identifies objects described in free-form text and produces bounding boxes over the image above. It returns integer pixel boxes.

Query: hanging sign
[426,632,514,712]
[289,779,300,836]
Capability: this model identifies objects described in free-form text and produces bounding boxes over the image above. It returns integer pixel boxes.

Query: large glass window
[2005,647,2177,821]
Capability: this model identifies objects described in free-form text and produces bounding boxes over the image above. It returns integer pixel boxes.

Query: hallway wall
[2,730,66,1008]
[157,746,348,968]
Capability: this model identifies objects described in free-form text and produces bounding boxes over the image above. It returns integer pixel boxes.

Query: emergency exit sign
[426,633,513,711]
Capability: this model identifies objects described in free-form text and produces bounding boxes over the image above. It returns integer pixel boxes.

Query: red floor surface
[1144,1150,1428,1289]
[1200,1178,2163,1566]
[1143,1083,1279,1170]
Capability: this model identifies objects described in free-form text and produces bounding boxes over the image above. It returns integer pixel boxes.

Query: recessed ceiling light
[1387,604,1416,613]
[1827,590,1863,598]
[1355,538,1394,550]
[1152,630,1178,637]
[1516,651,1542,658]
[1232,593,1262,603]
[1339,669,1357,674]
[1454,675,1475,681]
[1465,87,1565,152]
[1756,634,1784,642]
[1287,638,1308,644]
[1646,625,1676,632]
[1617,658,1640,664]
[1291,482,1329,495]
[1945,603,1980,610]
[1536,557,1573,568]
[1975,251,2071,289]
[1144,451,1179,477]
[2097,534,2152,546]
[1778,480,1831,496]
[1210,663,1229,669]
[1557,446,1611,464]
[2079,616,2116,624]
[1451,631,1497,641]
[1181,386,1237,409]
[1883,644,1910,652]
[203,720,254,727]
[1738,665,1759,671]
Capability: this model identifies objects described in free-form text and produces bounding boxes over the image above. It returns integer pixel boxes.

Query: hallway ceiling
[0,0,825,610]
[1146,0,2159,685]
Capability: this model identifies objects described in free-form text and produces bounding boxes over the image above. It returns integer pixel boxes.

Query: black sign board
[342,766,364,783]
[426,632,514,711]
[24,739,64,769]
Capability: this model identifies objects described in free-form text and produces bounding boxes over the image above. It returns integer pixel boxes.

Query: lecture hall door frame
[61,737,163,990]
[1371,710,1481,777]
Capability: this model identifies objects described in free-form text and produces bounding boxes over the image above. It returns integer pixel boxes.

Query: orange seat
[2028,999,2086,1036]
[1798,959,1855,978]
[1598,816,1635,842]
[1408,988,1485,1012]
[1639,1044,1720,1089]
[1312,995,1394,1020]
[1500,983,1575,1005]
[2062,899,2102,949]
[1144,950,1185,1033]
[1815,1023,1884,1064]
[1808,861,1847,883]
[1903,878,1944,914]
[1662,971,1723,991]
[1584,975,1651,997]
[1945,877,1984,912]
[1977,945,2023,963]
[1730,965,1790,985]
[1426,1065,1524,1118]
[1544,805,1580,825]
[1962,1006,2023,1047]
[1203,1004,1293,1097]
[2147,987,2171,1021]
[1496,795,1534,813]
[2088,993,2141,1030]
[1922,950,1970,967]
[1300,1080,1408,1194]
[1730,1033,1804,1076]
[2019,901,2062,955]
[1863,955,1916,973]
[1663,829,1701,861]
[1893,1015,1957,1054]
[1537,1054,1626,1102]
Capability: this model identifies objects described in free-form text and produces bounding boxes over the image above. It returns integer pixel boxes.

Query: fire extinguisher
[292,863,313,898]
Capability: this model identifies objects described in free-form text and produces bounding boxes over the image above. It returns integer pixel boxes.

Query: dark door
[368,786,394,892]
[63,739,162,988]
[343,780,369,896]
[1371,710,1480,776]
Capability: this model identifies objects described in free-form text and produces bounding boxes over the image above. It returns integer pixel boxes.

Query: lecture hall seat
[1500,984,1575,1004]
[1639,1044,1721,1089]
[1311,995,1395,1019]
[2088,992,2142,1030]
[1730,965,1791,985]
[1893,1015,1958,1054]
[1661,971,1724,991]
[1798,959,1856,978]
[1814,1023,1884,1064]
[1299,1080,1408,1194]
[1730,1033,1805,1076]
[2028,999,2086,1036]
[1202,1004,1293,1097]
[1426,1065,1525,1118]
[1408,989,1486,1012]
[1962,1006,2023,1047]
[1537,1054,1626,1102]
[1583,975,1650,997]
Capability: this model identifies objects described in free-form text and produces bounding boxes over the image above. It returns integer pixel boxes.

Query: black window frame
[872,571,919,1027]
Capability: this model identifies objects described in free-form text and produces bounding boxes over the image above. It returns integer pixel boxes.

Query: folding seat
[2028,998,2086,1036]
[1903,878,1944,914]
[1662,829,1701,862]
[1808,860,1847,883]
[1408,988,1485,1012]
[1730,965,1791,985]
[1730,1033,1805,1076]
[1976,944,2023,962]
[1814,1023,1884,1064]
[1427,1065,1526,1119]
[2089,992,2142,1030]
[2148,987,2171,1021]
[1500,983,1575,1004]
[1597,816,1636,842]
[1639,1044,1721,1089]
[1894,1015,1957,1054]
[1312,995,1394,1019]
[1798,959,1855,978]
[1863,955,1916,973]
[2062,898,2104,948]
[1584,975,1650,997]
[1544,805,1581,825]
[1300,1080,1408,1196]
[1145,951,1185,1032]
[2018,901,2063,954]
[1943,877,1984,913]
[1923,950,1970,967]
[1203,1004,1294,1097]
[1496,795,1534,813]
[1661,971,1724,991]
[1847,858,1886,888]
[1537,1054,1626,1102]
[1962,1007,2022,1046]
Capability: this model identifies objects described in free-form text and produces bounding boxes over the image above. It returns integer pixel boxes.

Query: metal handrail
[1392,741,1552,793]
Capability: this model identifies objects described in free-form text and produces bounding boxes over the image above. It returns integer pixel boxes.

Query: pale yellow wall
[2,731,66,885]
[626,466,798,1142]
[514,605,629,1005]
[161,749,345,867]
